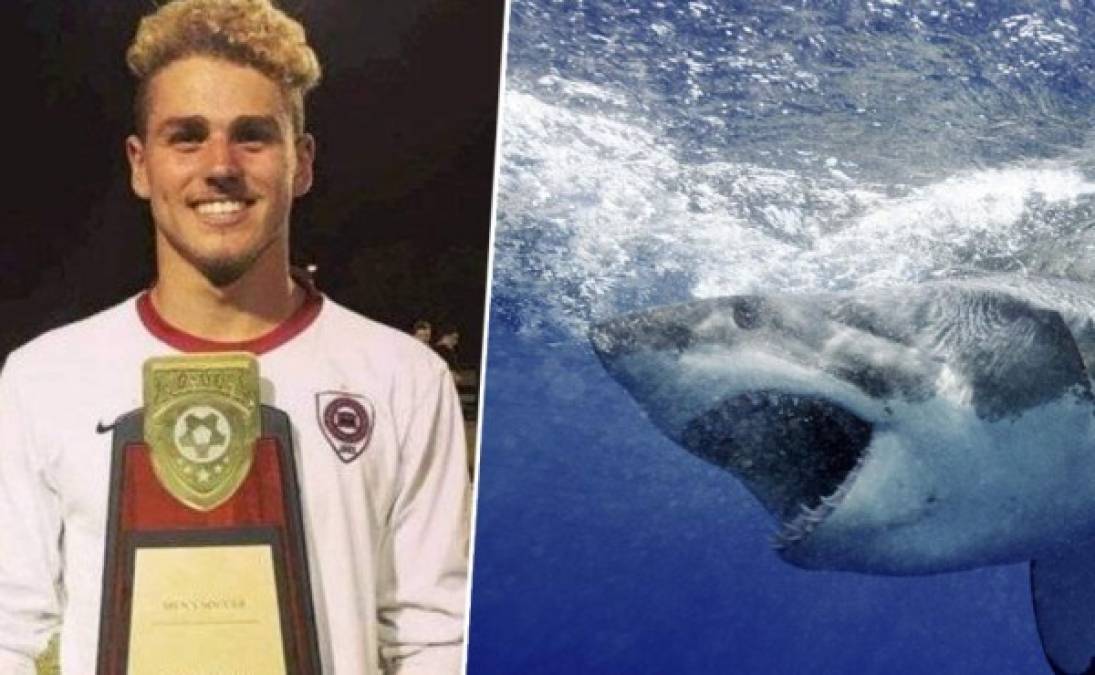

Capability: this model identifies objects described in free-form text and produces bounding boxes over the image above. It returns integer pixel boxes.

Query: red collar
[136,277,323,355]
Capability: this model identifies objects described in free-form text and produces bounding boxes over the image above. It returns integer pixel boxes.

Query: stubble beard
[198,254,260,288]
[161,225,281,289]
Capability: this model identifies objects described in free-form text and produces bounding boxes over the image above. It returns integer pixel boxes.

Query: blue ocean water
[470,1,1095,672]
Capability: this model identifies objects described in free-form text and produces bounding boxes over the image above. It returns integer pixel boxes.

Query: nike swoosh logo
[95,420,116,434]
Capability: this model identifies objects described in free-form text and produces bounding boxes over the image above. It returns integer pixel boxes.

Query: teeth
[196,200,246,215]
[775,454,870,551]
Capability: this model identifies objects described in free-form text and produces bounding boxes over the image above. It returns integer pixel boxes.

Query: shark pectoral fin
[1031,552,1095,675]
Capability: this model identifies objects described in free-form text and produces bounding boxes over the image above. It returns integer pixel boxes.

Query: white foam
[494,85,1095,336]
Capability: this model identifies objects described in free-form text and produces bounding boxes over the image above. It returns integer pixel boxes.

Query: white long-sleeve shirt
[0,290,469,674]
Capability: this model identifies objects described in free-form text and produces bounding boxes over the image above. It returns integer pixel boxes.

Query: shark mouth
[678,390,873,550]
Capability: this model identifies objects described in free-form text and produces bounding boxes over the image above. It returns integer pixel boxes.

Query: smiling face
[126,55,314,287]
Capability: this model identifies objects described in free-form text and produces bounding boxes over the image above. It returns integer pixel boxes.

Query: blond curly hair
[127,0,322,136]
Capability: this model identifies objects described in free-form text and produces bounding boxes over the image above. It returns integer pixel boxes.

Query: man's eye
[169,133,204,147]
[236,132,275,149]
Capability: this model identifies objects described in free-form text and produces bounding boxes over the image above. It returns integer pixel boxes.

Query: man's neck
[149,255,305,343]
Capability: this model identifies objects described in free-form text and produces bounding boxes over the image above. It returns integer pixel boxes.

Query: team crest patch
[316,392,374,463]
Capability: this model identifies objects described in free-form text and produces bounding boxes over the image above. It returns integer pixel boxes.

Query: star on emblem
[178,413,228,460]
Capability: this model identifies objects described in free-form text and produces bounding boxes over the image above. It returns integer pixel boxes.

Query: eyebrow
[156,115,207,139]
[230,115,283,141]
[153,115,284,140]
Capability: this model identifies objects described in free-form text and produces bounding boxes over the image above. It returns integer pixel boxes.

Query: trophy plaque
[97,353,321,674]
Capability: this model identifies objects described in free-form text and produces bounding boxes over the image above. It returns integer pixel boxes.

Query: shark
[589,236,1095,675]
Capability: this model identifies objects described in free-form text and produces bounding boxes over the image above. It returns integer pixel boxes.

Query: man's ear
[293,133,315,197]
[125,135,151,199]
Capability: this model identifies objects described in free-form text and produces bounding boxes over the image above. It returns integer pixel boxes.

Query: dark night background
[0,0,504,365]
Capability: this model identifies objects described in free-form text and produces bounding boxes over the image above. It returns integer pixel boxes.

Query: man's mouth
[192,199,254,217]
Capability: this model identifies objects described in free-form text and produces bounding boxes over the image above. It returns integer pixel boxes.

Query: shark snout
[588,314,687,364]
[589,296,770,366]
[589,306,700,363]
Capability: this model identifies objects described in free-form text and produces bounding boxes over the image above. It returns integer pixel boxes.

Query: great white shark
[589,240,1095,675]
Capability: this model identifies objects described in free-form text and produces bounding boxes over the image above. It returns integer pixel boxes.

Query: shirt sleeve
[377,365,470,674]
[0,352,64,672]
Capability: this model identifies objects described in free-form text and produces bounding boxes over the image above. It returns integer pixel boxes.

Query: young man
[0,1,469,673]
[433,327,461,370]
[412,320,433,345]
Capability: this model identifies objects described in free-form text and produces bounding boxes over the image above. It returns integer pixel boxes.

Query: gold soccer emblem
[142,353,260,511]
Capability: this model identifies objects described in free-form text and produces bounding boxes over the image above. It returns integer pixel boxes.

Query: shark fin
[1032,550,1095,674]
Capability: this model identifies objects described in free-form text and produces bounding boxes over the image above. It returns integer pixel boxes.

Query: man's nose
[204,135,243,189]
